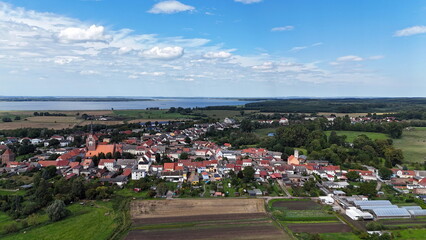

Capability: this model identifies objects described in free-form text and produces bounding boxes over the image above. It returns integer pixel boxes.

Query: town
[1,111,425,240]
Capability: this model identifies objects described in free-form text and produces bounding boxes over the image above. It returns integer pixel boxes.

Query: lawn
[0,189,25,196]
[391,228,426,239]
[2,201,119,240]
[325,130,389,142]
[394,127,426,164]
[115,188,150,198]
[319,232,360,240]
[254,128,278,137]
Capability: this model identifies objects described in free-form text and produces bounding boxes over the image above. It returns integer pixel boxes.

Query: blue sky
[0,0,425,97]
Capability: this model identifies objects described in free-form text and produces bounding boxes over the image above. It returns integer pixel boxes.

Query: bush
[366,221,384,231]
[4,223,19,233]
[46,200,70,222]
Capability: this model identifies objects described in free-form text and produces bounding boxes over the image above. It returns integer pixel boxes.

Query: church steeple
[86,124,97,151]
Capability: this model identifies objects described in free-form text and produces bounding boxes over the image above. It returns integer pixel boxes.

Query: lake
[0,98,254,111]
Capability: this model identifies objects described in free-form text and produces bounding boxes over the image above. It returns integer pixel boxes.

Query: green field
[391,228,426,239]
[113,109,195,120]
[325,131,389,142]
[319,232,360,240]
[254,128,277,137]
[0,189,25,196]
[394,127,426,164]
[2,201,120,240]
[193,109,256,121]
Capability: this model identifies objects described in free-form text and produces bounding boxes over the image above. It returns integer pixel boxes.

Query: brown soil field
[126,225,289,240]
[288,222,352,234]
[272,200,321,210]
[132,213,269,225]
[130,199,265,219]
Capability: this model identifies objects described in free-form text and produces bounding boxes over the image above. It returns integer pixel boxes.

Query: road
[276,179,291,197]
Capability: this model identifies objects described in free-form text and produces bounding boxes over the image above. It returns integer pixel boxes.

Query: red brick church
[1,149,15,165]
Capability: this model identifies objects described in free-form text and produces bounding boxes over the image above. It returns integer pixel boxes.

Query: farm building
[370,208,411,219]
[346,207,374,220]
[353,200,392,208]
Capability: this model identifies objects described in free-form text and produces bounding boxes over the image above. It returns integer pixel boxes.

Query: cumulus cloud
[234,0,263,4]
[203,51,232,59]
[394,26,426,37]
[58,25,107,42]
[0,1,389,95]
[271,26,294,32]
[148,1,195,14]
[139,46,184,60]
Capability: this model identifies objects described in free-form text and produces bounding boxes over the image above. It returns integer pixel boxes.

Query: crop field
[131,199,265,219]
[270,199,351,235]
[113,109,195,120]
[288,222,352,234]
[271,199,322,210]
[394,127,426,164]
[325,130,389,142]
[0,116,82,130]
[127,199,290,240]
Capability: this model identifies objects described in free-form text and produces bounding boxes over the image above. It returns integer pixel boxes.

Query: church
[85,133,121,158]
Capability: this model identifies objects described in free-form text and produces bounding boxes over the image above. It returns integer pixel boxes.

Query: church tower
[86,134,97,151]
[2,149,15,165]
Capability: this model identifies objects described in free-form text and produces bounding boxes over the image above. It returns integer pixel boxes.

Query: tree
[242,166,255,183]
[384,148,404,166]
[240,119,253,132]
[46,200,70,222]
[378,167,393,180]
[179,152,189,160]
[358,181,378,197]
[184,136,191,145]
[48,139,60,148]
[346,171,361,182]
[2,117,12,122]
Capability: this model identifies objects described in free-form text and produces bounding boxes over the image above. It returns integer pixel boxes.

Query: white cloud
[336,55,364,62]
[252,62,274,70]
[271,26,294,32]
[148,1,194,14]
[139,46,184,60]
[369,55,384,60]
[53,56,83,65]
[290,43,322,52]
[0,1,389,95]
[234,0,263,4]
[58,25,107,42]
[290,46,307,52]
[394,26,426,37]
[80,70,100,75]
[203,51,232,59]
[139,71,166,76]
